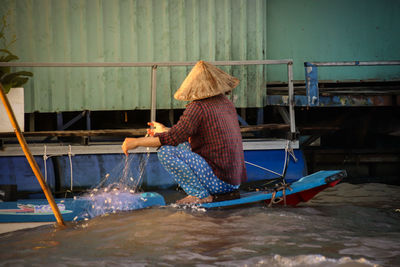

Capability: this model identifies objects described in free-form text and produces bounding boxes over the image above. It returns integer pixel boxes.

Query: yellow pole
[0,83,65,226]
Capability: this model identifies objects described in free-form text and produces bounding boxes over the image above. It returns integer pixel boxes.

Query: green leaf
[1,72,28,83]
[0,66,11,78]
[1,83,12,94]
[1,71,33,91]
[0,48,14,55]
[0,50,33,93]
[0,49,18,62]
[7,71,33,77]
[0,54,18,62]
[12,77,29,88]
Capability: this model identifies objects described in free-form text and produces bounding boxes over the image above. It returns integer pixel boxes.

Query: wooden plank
[0,124,352,138]
[0,124,292,138]
[0,129,147,138]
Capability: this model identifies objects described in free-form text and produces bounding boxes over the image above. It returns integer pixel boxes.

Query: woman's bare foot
[176,195,213,205]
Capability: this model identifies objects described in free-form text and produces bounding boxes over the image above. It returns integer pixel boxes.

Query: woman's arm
[121,136,161,156]
[122,121,168,155]
[155,102,202,146]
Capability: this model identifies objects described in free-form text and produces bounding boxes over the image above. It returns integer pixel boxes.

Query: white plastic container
[0,87,24,132]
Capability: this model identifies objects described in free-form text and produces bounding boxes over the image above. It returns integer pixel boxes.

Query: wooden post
[0,83,65,226]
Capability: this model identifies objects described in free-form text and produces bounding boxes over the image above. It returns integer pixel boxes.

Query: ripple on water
[0,183,399,266]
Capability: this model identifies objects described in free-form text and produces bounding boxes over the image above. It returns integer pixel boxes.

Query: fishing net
[93,153,150,193]
[74,152,151,221]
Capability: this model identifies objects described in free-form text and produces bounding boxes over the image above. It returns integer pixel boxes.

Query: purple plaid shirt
[155,94,247,185]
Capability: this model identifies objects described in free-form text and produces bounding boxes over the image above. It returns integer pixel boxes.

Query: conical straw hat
[174,60,240,101]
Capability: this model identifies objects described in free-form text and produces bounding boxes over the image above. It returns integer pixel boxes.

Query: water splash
[94,152,150,192]
[74,152,151,221]
[169,203,207,213]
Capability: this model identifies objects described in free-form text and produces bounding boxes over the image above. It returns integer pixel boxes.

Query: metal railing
[0,60,296,137]
[304,60,400,106]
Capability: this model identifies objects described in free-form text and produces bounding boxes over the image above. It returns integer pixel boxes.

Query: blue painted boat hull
[0,192,165,223]
[0,149,307,197]
[200,170,346,209]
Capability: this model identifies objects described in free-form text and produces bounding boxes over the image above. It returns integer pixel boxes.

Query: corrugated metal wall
[0,0,267,113]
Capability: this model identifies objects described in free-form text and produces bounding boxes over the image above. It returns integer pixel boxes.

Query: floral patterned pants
[157,143,239,199]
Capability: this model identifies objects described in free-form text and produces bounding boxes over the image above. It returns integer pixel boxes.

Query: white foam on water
[79,191,145,219]
[169,203,206,212]
[271,254,379,267]
[216,254,379,267]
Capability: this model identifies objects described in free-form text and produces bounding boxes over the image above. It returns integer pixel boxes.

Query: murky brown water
[0,182,399,266]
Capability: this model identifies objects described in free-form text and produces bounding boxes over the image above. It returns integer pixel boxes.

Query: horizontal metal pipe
[309,61,400,67]
[0,60,293,68]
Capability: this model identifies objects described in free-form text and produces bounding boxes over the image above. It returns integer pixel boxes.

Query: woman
[122,61,247,204]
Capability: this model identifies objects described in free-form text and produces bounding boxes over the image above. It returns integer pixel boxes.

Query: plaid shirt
[155,94,247,185]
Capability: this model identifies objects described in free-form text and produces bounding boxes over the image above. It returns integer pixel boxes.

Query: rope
[286,141,298,163]
[244,140,297,207]
[283,186,287,206]
[268,184,292,207]
[68,145,74,192]
[244,161,282,177]
[42,144,76,197]
[268,191,277,207]
[245,140,297,178]
[43,145,48,182]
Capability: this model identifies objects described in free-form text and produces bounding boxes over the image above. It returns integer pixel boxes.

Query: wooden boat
[200,170,346,209]
[0,170,345,224]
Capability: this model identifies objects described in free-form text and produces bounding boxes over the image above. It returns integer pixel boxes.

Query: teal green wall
[0,0,267,112]
[267,0,400,81]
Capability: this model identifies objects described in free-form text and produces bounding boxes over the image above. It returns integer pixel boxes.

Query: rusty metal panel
[0,0,267,112]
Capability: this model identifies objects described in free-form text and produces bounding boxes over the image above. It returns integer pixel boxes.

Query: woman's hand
[121,138,138,156]
[147,121,170,136]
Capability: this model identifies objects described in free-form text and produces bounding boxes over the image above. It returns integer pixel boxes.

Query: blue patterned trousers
[157,143,239,199]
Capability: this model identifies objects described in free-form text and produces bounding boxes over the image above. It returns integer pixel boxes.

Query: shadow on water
[0,182,399,266]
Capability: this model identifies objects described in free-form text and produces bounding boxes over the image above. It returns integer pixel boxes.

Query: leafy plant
[0,11,33,94]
